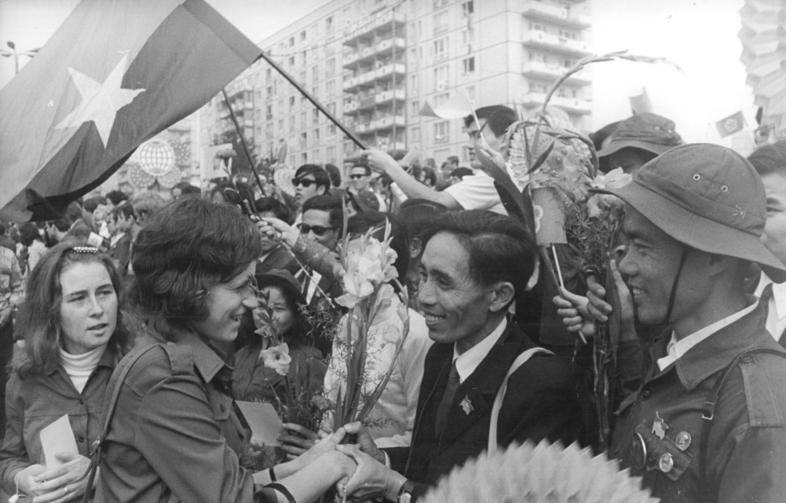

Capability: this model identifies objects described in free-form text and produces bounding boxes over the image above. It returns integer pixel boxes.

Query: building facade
[197,0,592,172]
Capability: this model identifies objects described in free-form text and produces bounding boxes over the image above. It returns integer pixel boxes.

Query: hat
[594,143,786,282]
[256,269,305,306]
[597,113,683,159]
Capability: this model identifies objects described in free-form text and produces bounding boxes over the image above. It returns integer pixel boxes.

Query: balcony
[372,115,406,131]
[522,30,592,57]
[375,88,406,104]
[343,101,359,114]
[521,91,548,107]
[343,38,406,68]
[343,63,406,92]
[344,11,406,45]
[550,96,592,114]
[522,60,590,85]
[355,122,373,134]
[523,0,591,29]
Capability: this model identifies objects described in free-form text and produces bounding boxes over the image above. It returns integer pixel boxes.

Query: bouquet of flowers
[327,221,410,431]
[420,440,657,503]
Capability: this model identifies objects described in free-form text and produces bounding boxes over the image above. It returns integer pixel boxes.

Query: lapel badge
[658,452,674,473]
[459,395,474,415]
[652,411,669,440]
[675,430,692,451]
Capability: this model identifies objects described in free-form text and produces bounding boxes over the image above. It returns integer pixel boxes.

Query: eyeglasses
[297,223,335,237]
[292,178,317,188]
[349,174,367,180]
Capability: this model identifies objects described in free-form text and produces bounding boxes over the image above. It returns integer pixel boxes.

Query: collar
[657,299,759,371]
[663,299,778,390]
[756,273,786,321]
[171,330,230,384]
[47,341,118,376]
[452,317,507,383]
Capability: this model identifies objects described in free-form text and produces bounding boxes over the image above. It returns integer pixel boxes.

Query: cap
[256,269,305,305]
[597,113,683,159]
[594,143,786,282]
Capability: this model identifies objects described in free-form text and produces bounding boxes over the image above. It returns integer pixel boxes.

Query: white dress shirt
[657,301,759,371]
[755,274,786,343]
[453,317,508,383]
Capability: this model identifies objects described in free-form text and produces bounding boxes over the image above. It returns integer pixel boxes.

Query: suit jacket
[387,320,580,498]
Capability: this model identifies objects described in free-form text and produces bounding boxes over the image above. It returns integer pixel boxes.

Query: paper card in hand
[39,414,78,467]
[235,401,284,447]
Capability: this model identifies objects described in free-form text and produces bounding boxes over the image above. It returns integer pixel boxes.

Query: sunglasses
[292,178,317,188]
[298,223,335,237]
[349,174,367,180]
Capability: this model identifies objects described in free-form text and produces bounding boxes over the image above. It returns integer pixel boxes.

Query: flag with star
[0,0,262,220]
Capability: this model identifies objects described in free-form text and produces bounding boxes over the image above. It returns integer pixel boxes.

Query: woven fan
[420,440,659,503]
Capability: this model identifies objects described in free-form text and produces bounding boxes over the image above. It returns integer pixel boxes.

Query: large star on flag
[55,53,145,146]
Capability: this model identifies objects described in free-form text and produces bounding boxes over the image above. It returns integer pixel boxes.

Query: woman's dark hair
[130,198,262,333]
[347,211,409,282]
[13,242,128,377]
[420,210,536,301]
[324,163,342,188]
[749,139,786,178]
[255,197,293,225]
[259,274,311,348]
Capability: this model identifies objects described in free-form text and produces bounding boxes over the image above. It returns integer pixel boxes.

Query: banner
[715,111,746,138]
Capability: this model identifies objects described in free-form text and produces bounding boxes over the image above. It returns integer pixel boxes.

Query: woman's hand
[278,423,318,459]
[363,149,399,175]
[17,453,91,502]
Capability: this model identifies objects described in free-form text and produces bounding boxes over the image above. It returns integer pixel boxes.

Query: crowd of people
[0,103,785,503]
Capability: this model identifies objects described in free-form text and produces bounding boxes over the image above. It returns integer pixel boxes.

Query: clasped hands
[13,452,91,503]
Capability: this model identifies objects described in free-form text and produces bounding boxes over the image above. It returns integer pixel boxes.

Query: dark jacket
[387,320,579,499]
[255,245,298,276]
[610,301,786,503]
[0,346,118,494]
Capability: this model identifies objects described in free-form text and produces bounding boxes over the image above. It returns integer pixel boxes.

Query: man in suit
[338,210,580,502]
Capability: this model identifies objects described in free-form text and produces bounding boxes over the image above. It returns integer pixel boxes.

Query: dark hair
[259,274,311,347]
[0,222,5,235]
[131,191,166,223]
[295,164,331,193]
[255,197,293,225]
[421,210,536,299]
[19,222,42,247]
[105,190,128,206]
[347,211,409,281]
[324,163,342,188]
[83,196,107,213]
[181,185,201,196]
[209,180,234,202]
[302,194,344,234]
[130,198,262,333]
[463,105,518,137]
[13,242,128,377]
[749,140,786,178]
[48,218,71,233]
[447,155,460,166]
[420,166,437,187]
[111,202,135,222]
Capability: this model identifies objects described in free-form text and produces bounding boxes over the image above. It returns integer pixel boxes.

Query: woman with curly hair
[0,242,129,502]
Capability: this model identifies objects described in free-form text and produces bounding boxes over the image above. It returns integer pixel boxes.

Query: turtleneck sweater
[59,344,107,393]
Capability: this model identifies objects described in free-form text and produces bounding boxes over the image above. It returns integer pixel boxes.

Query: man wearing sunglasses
[296,195,344,308]
[292,164,331,207]
[364,105,516,216]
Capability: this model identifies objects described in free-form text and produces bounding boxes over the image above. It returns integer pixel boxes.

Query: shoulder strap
[699,347,786,496]
[488,346,553,453]
[81,343,162,503]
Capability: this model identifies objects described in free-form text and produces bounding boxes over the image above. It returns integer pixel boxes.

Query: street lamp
[0,40,39,74]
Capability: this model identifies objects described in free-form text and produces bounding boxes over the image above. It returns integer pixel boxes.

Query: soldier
[596,144,786,503]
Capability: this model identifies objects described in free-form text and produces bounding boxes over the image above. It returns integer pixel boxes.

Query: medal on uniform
[459,396,474,415]
[675,430,692,451]
[659,452,674,473]
[652,411,669,440]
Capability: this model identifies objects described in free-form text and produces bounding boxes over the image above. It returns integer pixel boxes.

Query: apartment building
[197,0,592,171]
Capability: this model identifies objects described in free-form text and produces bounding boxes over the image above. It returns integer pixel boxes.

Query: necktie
[434,362,460,436]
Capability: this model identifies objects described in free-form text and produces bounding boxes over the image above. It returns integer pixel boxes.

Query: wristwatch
[397,479,416,503]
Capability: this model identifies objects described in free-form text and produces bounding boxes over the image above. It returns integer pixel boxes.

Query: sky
[0,0,754,143]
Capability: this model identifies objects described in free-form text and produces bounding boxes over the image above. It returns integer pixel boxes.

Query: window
[328,124,337,137]
[433,65,448,91]
[326,16,333,34]
[326,79,335,95]
[326,145,336,161]
[410,125,420,143]
[433,37,447,60]
[433,11,448,34]
[411,100,420,115]
[461,1,474,16]
[314,128,320,141]
[289,96,295,108]
[289,37,295,47]
[326,58,336,78]
[410,74,418,93]
[301,152,308,162]
[327,102,336,115]
[434,121,449,143]
[289,56,295,67]
[313,107,319,125]
[300,30,306,41]
[434,92,449,107]
[300,132,307,147]
[462,57,475,75]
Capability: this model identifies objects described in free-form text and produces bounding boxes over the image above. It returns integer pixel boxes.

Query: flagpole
[221,89,266,196]
[257,51,367,150]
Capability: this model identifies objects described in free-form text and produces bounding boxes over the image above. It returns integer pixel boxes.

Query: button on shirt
[657,301,759,371]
